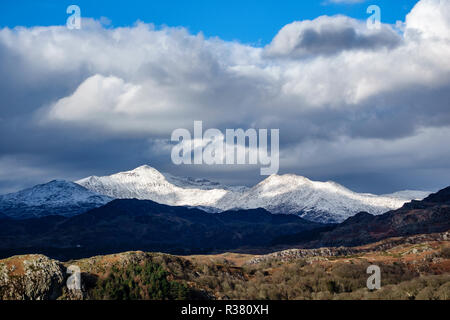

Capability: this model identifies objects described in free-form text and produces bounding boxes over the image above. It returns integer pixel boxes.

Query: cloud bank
[0,0,449,194]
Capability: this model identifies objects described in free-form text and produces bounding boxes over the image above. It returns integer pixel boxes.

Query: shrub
[90,261,190,300]
[440,247,450,259]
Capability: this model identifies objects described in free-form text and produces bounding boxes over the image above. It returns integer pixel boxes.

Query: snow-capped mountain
[215,175,431,223]
[77,165,230,207]
[77,165,431,223]
[0,180,113,219]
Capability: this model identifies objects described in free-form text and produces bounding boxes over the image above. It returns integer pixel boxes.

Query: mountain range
[0,185,448,261]
[276,186,450,248]
[0,165,431,223]
[77,165,431,223]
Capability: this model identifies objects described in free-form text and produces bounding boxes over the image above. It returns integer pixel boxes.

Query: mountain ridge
[0,185,448,261]
[0,180,113,219]
[77,165,431,223]
[0,198,323,260]
[283,186,450,248]
[0,164,433,223]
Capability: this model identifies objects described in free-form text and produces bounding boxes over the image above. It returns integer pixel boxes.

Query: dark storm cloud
[291,24,399,57]
[264,16,401,59]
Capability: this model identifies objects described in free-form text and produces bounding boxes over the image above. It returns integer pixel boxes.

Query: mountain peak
[257,174,352,195]
[0,180,112,219]
[259,174,312,186]
[132,165,156,172]
[422,186,450,203]
[119,165,165,179]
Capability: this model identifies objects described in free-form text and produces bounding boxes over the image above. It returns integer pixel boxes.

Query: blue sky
[1,0,419,45]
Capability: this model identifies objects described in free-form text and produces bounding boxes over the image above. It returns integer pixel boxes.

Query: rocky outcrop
[0,251,184,300]
[247,247,359,264]
[299,191,450,248]
[0,255,65,300]
[248,231,450,265]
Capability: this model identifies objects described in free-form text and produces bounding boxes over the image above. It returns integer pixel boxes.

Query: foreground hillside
[1,232,449,300]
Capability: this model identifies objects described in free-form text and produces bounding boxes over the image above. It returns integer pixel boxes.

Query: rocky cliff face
[249,231,450,264]
[0,255,65,300]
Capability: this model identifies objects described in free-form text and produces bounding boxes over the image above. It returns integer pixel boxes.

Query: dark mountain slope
[297,186,450,247]
[0,199,323,260]
[1,186,448,260]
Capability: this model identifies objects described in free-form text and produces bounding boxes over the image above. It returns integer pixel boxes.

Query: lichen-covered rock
[0,254,65,300]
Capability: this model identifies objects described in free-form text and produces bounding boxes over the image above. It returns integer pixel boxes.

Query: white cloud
[45,74,184,134]
[23,0,446,148]
[26,1,445,135]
